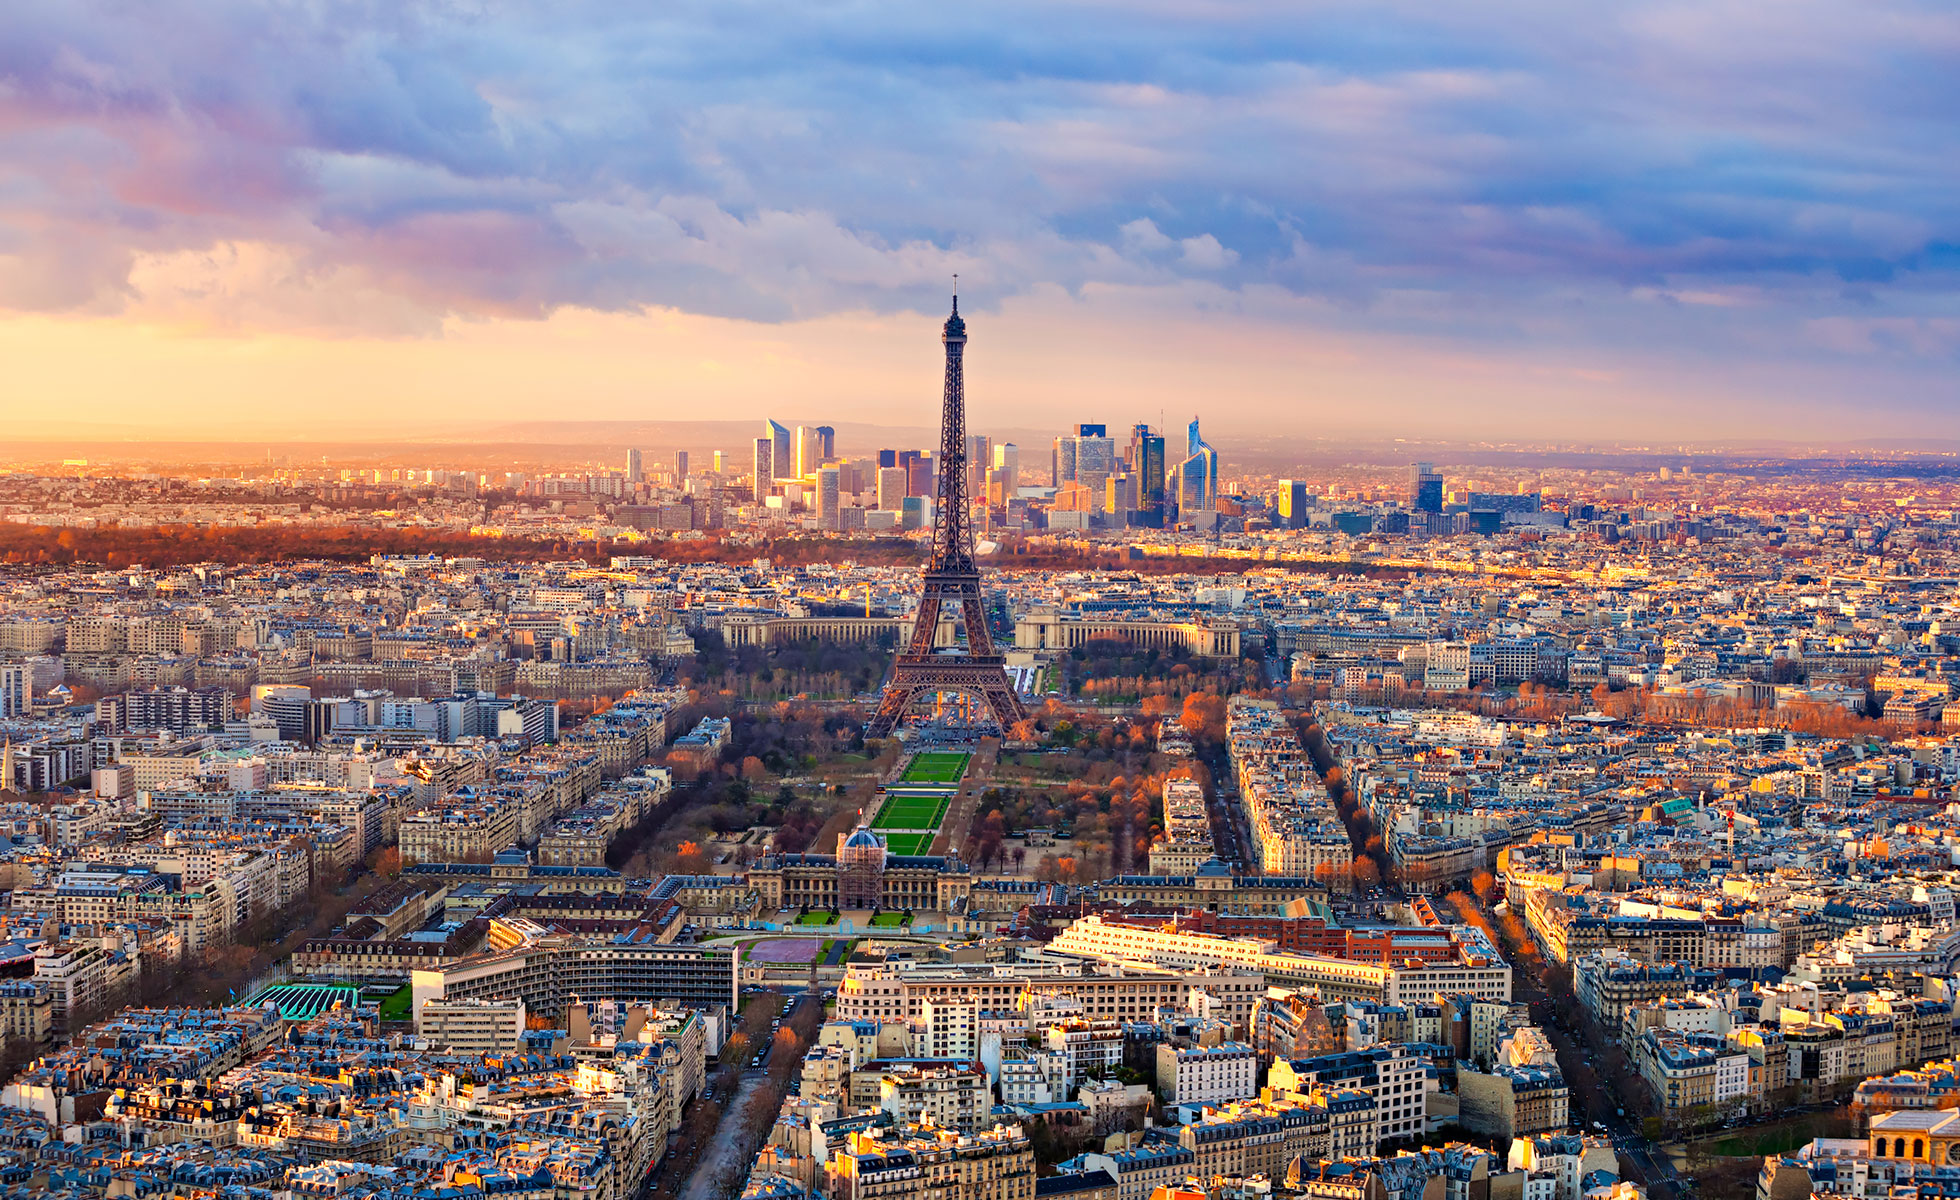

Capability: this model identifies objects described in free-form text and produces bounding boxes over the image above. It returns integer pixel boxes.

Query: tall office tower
[877,466,908,510]
[1174,416,1219,513]
[1051,481,1096,514]
[1128,423,1167,517]
[1051,434,1076,486]
[965,434,991,503]
[713,450,727,474]
[752,437,773,503]
[817,465,842,530]
[985,466,1011,507]
[815,425,835,461]
[1175,453,1209,515]
[795,425,821,478]
[992,442,1019,491]
[1077,423,1107,438]
[1278,479,1310,529]
[904,451,934,497]
[878,449,898,469]
[0,664,29,718]
[675,451,689,482]
[766,419,793,480]
[695,490,726,529]
[1411,462,1444,514]
[624,448,644,484]
[1074,431,1116,510]
[1106,471,1138,514]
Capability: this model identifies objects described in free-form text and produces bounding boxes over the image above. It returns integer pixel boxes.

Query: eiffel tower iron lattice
[866,294,1030,738]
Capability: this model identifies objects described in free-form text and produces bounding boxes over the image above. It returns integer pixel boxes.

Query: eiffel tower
[866,292,1029,737]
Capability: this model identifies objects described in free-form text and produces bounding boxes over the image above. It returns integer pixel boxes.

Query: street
[1198,739,1252,869]
[1519,981,1692,1200]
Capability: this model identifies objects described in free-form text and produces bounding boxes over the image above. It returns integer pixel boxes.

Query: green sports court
[898,751,970,785]
[871,790,951,831]
[866,750,971,857]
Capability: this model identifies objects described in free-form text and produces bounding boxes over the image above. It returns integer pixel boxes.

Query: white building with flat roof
[416,996,526,1054]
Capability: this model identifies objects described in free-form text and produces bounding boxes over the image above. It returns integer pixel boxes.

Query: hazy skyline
[2,2,1956,440]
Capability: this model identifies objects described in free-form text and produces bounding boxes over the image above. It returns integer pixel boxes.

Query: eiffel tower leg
[979,682,1027,730]
[908,593,943,655]
[866,683,916,739]
[958,594,994,657]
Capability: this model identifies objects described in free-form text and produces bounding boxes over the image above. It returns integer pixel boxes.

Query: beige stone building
[827,1123,1035,1200]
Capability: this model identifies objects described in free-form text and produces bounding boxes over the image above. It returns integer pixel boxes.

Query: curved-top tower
[1178,414,1218,513]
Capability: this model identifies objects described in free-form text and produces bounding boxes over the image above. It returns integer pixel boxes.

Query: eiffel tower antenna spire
[866,293,1028,738]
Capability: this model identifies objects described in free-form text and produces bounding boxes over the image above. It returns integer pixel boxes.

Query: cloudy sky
[2,1,1956,442]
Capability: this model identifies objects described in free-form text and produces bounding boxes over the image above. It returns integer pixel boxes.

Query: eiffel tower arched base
[866,654,1028,738]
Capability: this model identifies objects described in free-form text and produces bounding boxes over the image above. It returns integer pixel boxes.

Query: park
[864,750,972,856]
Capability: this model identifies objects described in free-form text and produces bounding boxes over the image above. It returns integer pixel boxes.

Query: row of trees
[962,751,1183,878]
[1595,686,1912,738]
[628,531,1402,582]
[1302,661,1913,742]
[695,995,827,1200]
[679,630,899,702]
[0,520,653,568]
[1435,882,1663,1142]
[1292,716,1395,890]
[1064,642,1262,705]
[14,843,402,1078]
[0,525,1307,576]
[648,993,820,1200]
[615,685,887,876]
[1435,880,1544,974]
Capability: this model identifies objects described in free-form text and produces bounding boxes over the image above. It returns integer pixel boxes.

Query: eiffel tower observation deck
[865,294,1029,738]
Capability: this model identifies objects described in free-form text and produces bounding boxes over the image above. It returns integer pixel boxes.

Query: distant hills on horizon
[8,417,1958,472]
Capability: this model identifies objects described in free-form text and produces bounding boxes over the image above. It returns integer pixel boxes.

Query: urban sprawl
[0,410,1957,1200]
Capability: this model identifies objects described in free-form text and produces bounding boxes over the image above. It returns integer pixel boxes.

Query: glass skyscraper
[1175,416,1218,513]
[1129,423,1166,519]
[751,437,773,503]
[765,419,792,481]
[1411,462,1444,513]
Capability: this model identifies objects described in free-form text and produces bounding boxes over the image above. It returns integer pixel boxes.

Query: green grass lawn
[796,911,840,926]
[881,833,936,855]
[869,912,910,927]
[1701,1110,1855,1157]
[378,984,411,1021]
[871,754,963,853]
[900,751,970,785]
[872,793,950,830]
